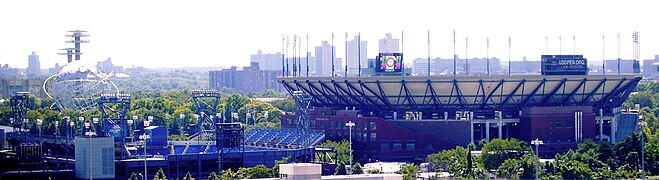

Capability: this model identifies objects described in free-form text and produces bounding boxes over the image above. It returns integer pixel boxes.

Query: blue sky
[0,0,656,68]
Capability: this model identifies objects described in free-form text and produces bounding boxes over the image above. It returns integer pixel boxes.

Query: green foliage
[496,158,522,179]
[128,172,139,180]
[481,138,531,170]
[220,168,238,180]
[427,143,487,179]
[271,156,291,177]
[496,153,538,179]
[184,171,194,180]
[554,158,593,179]
[247,89,287,98]
[400,164,420,180]
[113,70,209,95]
[207,171,220,180]
[169,134,189,141]
[249,164,273,178]
[335,163,348,175]
[367,169,381,174]
[317,140,351,166]
[154,168,167,180]
[271,96,296,112]
[352,162,363,174]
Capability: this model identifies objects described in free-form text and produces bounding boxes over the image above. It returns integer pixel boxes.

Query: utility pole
[531,139,543,180]
[345,121,355,174]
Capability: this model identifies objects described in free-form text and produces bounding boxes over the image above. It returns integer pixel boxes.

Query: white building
[378,33,399,54]
[347,35,368,76]
[315,41,342,76]
[27,51,40,76]
[75,137,115,179]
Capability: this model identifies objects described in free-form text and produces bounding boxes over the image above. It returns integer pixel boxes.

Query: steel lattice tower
[292,91,312,134]
[191,89,221,140]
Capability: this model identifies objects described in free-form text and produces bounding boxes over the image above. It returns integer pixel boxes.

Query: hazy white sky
[0,0,657,69]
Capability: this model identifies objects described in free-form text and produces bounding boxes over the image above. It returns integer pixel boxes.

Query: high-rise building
[314,41,341,76]
[642,55,659,78]
[347,35,367,76]
[412,57,502,76]
[27,51,40,76]
[378,33,400,53]
[97,57,123,73]
[209,62,282,92]
[250,50,283,71]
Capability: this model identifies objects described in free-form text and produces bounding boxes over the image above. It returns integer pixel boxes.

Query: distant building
[48,63,61,75]
[602,59,637,74]
[347,35,367,76]
[97,57,123,73]
[250,50,283,71]
[510,57,541,74]
[26,51,40,76]
[314,41,341,76]
[0,64,20,78]
[284,53,314,77]
[642,55,659,79]
[378,33,399,53]
[209,62,282,92]
[412,57,501,76]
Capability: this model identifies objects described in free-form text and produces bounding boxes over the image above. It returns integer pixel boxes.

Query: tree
[496,158,522,179]
[249,164,273,178]
[207,171,221,180]
[154,168,167,180]
[481,138,531,170]
[221,168,238,180]
[184,171,194,180]
[128,172,140,180]
[400,164,420,180]
[272,156,291,177]
[335,162,348,175]
[367,169,382,174]
[352,162,364,174]
[317,140,351,165]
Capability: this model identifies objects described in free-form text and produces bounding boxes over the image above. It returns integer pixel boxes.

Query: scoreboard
[541,55,588,75]
[376,53,403,73]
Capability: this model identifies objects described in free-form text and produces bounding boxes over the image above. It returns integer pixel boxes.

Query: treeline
[0,89,293,138]
[425,137,654,179]
[625,81,659,132]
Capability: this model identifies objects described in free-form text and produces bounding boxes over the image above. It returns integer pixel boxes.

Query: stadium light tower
[345,121,355,174]
[531,138,543,180]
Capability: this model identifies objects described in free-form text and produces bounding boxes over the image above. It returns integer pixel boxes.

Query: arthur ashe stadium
[280,53,641,162]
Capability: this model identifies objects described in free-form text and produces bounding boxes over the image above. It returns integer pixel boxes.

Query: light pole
[141,118,151,180]
[36,119,42,141]
[179,114,186,135]
[531,138,543,180]
[345,121,355,174]
[639,120,647,179]
[67,117,73,169]
[132,116,138,143]
[54,120,59,143]
[84,120,93,180]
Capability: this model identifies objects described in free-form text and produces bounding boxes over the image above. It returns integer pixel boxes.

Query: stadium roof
[279,75,641,112]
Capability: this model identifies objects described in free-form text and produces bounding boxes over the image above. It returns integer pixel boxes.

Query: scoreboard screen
[377,53,403,73]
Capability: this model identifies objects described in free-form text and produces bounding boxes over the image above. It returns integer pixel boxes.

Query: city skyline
[1,0,658,69]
